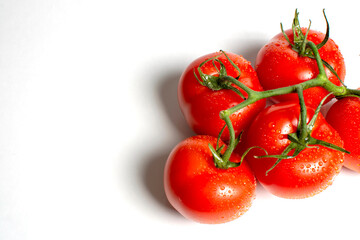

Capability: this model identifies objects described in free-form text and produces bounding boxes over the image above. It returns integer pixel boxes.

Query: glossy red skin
[326,97,360,172]
[240,101,344,199]
[164,135,256,224]
[256,28,346,108]
[178,52,266,141]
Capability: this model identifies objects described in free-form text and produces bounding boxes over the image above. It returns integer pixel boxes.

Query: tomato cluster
[163,10,360,224]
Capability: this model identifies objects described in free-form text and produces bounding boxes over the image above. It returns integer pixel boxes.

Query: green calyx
[281,9,329,57]
[208,125,242,170]
[281,9,345,86]
[194,50,246,99]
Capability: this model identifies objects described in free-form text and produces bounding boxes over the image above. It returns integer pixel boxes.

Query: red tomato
[240,101,344,199]
[178,52,266,141]
[326,97,360,172]
[255,28,346,108]
[164,135,256,224]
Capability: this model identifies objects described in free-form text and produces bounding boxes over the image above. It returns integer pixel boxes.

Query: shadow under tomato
[141,68,193,213]
[254,179,273,199]
[157,70,194,137]
[142,151,175,211]
[224,32,268,67]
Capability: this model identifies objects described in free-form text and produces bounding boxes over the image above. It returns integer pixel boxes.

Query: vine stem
[218,40,357,165]
[296,85,308,140]
[220,115,236,162]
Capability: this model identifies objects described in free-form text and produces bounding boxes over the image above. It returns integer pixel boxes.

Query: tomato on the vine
[164,135,256,224]
[326,96,360,172]
[239,101,344,199]
[255,28,346,108]
[178,51,266,141]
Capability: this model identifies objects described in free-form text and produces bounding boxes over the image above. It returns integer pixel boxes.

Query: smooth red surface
[164,135,256,224]
[326,97,360,172]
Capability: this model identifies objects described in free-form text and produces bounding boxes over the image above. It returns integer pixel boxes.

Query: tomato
[255,28,346,108]
[239,101,344,199]
[164,135,256,224]
[178,51,266,141]
[326,96,360,172]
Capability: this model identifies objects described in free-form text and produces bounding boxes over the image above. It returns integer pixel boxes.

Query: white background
[1,0,360,239]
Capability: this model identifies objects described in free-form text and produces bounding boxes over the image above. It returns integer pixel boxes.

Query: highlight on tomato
[240,101,345,199]
[164,135,256,224]
[178,51,266,142]
[326,96,360,172]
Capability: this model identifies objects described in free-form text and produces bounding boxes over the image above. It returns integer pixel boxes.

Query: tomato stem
[297,85,308,139]
[220,113,236,163]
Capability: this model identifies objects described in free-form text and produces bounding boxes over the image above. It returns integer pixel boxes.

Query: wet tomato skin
[255,28,346,108]
[240,101,344,199]
[164,135,256,224]
[326,97,360,172]
[178,52,266,141]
